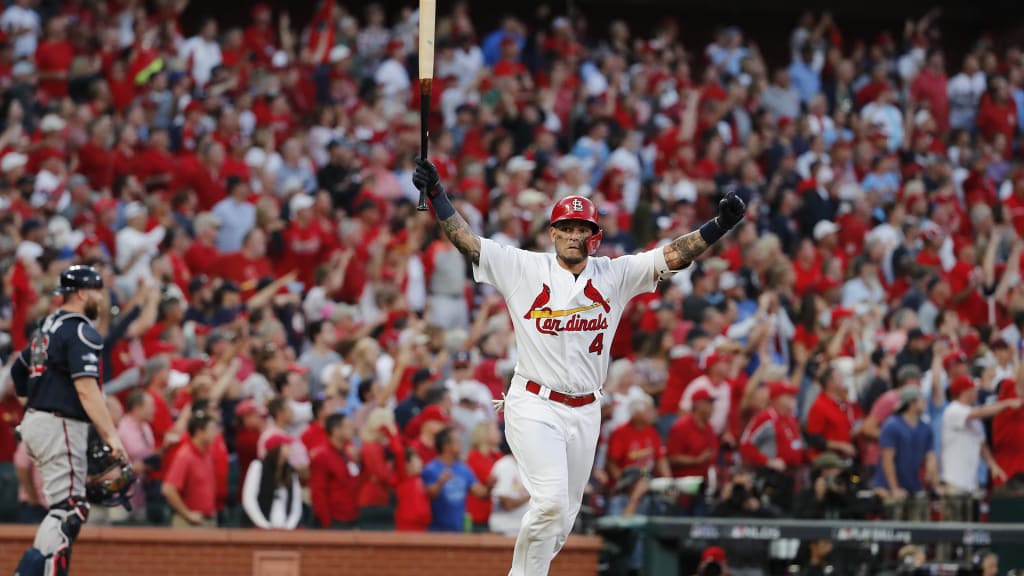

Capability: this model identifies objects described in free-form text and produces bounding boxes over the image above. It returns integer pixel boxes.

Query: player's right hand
[413,159,444,198]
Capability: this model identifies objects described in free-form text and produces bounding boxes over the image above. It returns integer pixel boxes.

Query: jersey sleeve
[66,321,104,380]
[608,249,659,302]
[472,238,529,298]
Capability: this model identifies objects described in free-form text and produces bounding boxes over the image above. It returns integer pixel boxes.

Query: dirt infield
[0,525,601,576]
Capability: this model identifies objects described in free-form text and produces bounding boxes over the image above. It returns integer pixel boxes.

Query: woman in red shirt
[357,409,402,529]
[465,421,502,532]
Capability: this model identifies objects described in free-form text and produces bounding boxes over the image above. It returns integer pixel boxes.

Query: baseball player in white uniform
[413,159,746,575]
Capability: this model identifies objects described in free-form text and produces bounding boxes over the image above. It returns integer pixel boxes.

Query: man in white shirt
[0,0,39,59]
[179,18,223,87]
[941,375,1021,521]
[375,40,411,117]
[116,202,165,294]
[947,54,987,131]
[489,448,529,536]
[679,352,735,442]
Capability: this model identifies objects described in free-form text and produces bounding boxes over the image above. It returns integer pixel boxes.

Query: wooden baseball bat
[416,0,437,212]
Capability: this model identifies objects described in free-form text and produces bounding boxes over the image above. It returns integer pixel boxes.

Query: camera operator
[710,466,781,576]
[694,546,730,576]
[794,453,859,519]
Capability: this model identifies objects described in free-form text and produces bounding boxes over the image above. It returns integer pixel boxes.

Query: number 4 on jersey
[588,333,604,355]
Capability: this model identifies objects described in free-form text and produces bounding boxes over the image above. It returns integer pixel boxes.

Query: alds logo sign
[523,280,610,336]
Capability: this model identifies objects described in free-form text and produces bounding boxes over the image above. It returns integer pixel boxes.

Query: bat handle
[417,83,432,212]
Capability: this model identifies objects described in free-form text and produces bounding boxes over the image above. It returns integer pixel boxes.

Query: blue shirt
[212,197,256,253]
[873,414,933,493]
[422,459,478,532]
[788,61,820,104]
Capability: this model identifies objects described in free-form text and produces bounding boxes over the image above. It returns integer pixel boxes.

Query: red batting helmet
[550,195,603,256]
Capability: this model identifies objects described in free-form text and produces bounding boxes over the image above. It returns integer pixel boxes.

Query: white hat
[329,44,352,63]
[40,114,66,133]
[124,201,148,220]
[15,241,43,262]
[517,189,547,208]
[813,220,840,241]
[719,271,739,291]
[271,50,289,68]
[1,152,27,173]
[506,156,535,173]
[289,193,314,214]
[557,155,583,173]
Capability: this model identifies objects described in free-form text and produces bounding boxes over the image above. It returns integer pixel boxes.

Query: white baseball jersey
[473,237,658,395]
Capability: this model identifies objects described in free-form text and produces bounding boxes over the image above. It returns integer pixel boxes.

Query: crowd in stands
[0,0,1023,543]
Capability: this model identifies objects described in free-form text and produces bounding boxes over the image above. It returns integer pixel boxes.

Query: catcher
[10,265,135,576]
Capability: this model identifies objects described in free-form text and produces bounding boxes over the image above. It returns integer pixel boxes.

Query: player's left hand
[716,191,746,230]
[492,392,506,414]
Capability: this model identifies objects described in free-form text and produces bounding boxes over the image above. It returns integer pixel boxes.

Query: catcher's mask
[86,428,138,510]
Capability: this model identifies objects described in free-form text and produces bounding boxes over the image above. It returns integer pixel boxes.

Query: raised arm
[661,192,746,274]
[414,160,482,265]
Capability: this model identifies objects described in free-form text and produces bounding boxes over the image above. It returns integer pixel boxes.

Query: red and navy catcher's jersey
[10,311,103,422]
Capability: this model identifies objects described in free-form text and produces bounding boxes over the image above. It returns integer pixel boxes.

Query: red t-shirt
[215,252,273,295]
[466,449,500,525]
[993,380,1024,487]
[666,414,718,478]
[280,222,330,287]
[805,392,854,460]
[607,422,666,475]
[184,241,220,277]
[35,40,74,99]
[147,388,174,451]
[659,354,701,416]
[310,444,359,526]
[164,439,217,516]
[945,261,987,323]
[77,141,114,191]
[236,426,261,482]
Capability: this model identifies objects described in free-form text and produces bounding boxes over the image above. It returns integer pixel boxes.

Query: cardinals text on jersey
[473,237,658,395]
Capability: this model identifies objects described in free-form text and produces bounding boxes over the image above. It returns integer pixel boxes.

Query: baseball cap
[289,192,314,214]
[948,375,976,398]
[452,351,471,368]
[897,385,923,412]
[812,452,845,471]
[767,381,800,400]
[124,201,147,220]
[418,405,451,425]
[701,546,727,564]
[991,338,1011,351]
[942,351,969,370]
[907,328,931,342]
[895,364,923,386]
[813,220,840,241]
[691,388,715,404]
[705,352,731,368]
[235,398,268,418]
[263,434,292,453]
[412,368,436,386]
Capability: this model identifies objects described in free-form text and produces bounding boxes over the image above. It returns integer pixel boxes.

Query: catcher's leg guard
[15,499,89,576]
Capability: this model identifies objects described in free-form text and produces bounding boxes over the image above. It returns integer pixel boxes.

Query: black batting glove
[413,158,445,199]
[716,191,746,230]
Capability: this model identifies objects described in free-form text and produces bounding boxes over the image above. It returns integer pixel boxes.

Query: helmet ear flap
[586,230,603,256]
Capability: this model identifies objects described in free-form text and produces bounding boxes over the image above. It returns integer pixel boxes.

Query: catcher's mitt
[86,427,138,510]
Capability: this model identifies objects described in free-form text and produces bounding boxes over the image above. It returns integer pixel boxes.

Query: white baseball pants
[504,376,601,576]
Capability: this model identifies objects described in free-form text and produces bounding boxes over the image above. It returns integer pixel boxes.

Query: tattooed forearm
[663,230,711,271]
[439,213,482,264]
